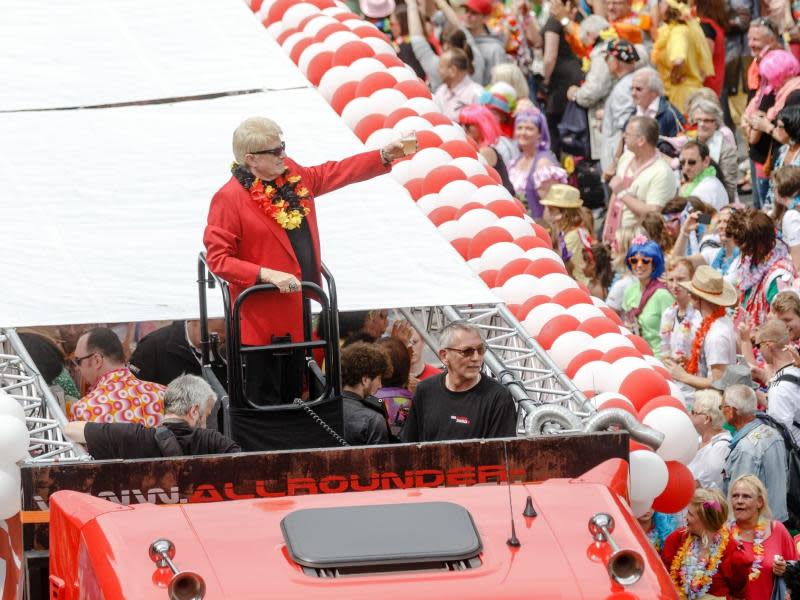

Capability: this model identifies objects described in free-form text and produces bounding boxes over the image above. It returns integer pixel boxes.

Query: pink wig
[458,104,503,147]
[759,50,800,93]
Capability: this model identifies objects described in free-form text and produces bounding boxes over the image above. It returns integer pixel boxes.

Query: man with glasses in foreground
[68,327,165,426]
[400,321,516,442]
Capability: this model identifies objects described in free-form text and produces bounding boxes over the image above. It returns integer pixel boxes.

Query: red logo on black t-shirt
[450,415,472,425]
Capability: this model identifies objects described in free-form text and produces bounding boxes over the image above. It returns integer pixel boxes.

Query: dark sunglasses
[628,257,653,266]
[679,159,698,167]
[250,141,286,157]
[445,344,487,358]
[71,352,96,367]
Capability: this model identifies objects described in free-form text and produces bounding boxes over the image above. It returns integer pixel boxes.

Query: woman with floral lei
[665,266,738,392]
[662,488,752,600]
[727,208,797,331]
[727,475,796,600]
[204,117,406,406]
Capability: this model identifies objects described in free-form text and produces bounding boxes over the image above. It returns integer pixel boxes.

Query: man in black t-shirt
[400,321,517,442]
[64,374,240,459]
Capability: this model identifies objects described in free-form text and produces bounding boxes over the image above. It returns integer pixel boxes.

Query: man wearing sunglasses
[400,321,516,442]
[678,140,728,211]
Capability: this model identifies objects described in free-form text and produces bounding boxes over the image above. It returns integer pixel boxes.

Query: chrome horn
[588,513,644,586]
[149,539,207,600]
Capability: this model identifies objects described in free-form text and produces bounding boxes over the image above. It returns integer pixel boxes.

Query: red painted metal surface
[49,459,678,599]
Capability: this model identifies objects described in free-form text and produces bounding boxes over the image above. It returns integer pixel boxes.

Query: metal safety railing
[0,329,87,462]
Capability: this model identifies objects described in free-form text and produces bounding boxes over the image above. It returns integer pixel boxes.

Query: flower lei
[686,306,726,375]
[738,242,788,291]
[646,526,663,553]
[729,518,767,580]
[669,528,730,600]
[231,163,311,230]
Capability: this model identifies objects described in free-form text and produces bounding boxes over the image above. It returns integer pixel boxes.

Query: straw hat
[677,265,738,306]
[540,184,583,209]
[360,0,395,19]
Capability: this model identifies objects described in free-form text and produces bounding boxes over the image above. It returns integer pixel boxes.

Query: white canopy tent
[0,0,498,328]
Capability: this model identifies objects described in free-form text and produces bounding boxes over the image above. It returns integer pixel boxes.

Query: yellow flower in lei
[729,518,767,580]
[669,528,730,600]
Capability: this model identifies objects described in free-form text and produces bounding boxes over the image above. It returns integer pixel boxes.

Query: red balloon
[334,12,358,21]
[416,130,443,150]
[468,227,514,260]
[515,236,549,251]
[651,461,695,513]
[618,369,671,411]
[289,37,313,64]
[525,258,567,277]
[384,107,419,128]
[652,365,672,380]
[468,173,496,187]
[629,440,652,452]
[276,27,300,45]
[566,349,605,377]
[306,51,333,86]
[395,79,432,99]
[355,72,398,97]
[424,112,454,126]
[597,398,638,416]
[439,140,476,159]
[531,222,550,240]
[495,258,534,286]
[330,81,358,114]
[266,0,297,24]
[638,395,686,420]
[331,41,375,67]
[252,0,265,12]
[313,22,348,42]
[537,315,581,349]
[601,347,643,362]
[306,0,336,9]
[486,199,525,219]
[517,295,551,319]
[602,307,623,325]
[627,334,654,356]
[404,178,424,201]
[354,113,387,143]
[486,166,502,183]
[428,206,457,226]
[375,54,405,68]
[297,14,323,31]
[578,317,621,337]
[352,25,390,41]
[455,202,486,218]
[479,270,498,287]
[451,238,470,259]
[552,288,593,308]
[421,165,466,196]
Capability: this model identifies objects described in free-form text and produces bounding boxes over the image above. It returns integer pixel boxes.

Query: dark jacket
[341,391,390,446]
[654,96,686,138]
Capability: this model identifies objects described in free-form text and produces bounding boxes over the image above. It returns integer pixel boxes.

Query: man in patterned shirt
[68,327,165,426]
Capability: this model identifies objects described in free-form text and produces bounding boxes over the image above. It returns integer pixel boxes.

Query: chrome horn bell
[588,513,644,586]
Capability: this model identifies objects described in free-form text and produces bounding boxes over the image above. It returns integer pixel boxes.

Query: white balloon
[402,97,439,115]
[495,216,535,239]
[591,296,609,308]
[438,180,478,208]
[301,15,338,35]
[321,6,351,16]
[481,242,525,270]
[433,124,467,142]
[470,184,513,204]
[455,208,497,238]
[349,57,386,79]
[257,0,278,21]
[416,193,441,215]
[282,32,310,57]
[590,332,635,353]
[498,274,540,305]
[365,127,398,150]
[524,248,563,263]
[322,30,360,51]
[643,355,666,369]
[282,3,320,28]
[667,380,687,405]
[565,303,605,321]
[538,273,580,297]
[618,326,632,335]
[318,65,356,100]
[629,498,654,519]
[466,257,483,273]
[449,157,485,176]
[613,357,653,375]
[389,158,414,184]
[572,360,611,392]
[409,148,453,179]
[298,42,327,75]
[549,331,594,369]
[477,152,489,165]
[265,22,285,39]
[341,18,366,30]
[629,450,669,503]
[523,303,567,336]
[0,468,21,520]
[362,36,396,56]
[388,66,418,82]
[0,415,29,465]
[368,91,407,116]
[437,220,462,241]
[643,407,699,464]
[591,392,635,410]
[341,96,375,130]
[0,391,25,423]
[393,116,433,135]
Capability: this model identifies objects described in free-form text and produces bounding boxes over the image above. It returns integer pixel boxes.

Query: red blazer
[204,149,389,345]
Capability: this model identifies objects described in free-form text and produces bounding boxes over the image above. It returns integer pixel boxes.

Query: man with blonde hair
[687,389,729,488]
[757,319,800,445]
[722,384,788,522]
[771,291,800,343]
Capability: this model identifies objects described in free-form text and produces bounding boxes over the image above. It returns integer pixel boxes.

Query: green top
[54,367,79,398]
[622,285,675,358]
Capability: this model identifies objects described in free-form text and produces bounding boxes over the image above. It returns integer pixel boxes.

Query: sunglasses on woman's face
[628,257,653,266]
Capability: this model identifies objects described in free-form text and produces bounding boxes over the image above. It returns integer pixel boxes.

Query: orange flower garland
[232,163,311,231]
[686,306,727,375]
[729,519,767,580]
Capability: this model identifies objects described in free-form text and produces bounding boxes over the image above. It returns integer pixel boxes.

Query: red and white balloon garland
[246,0,697,516]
